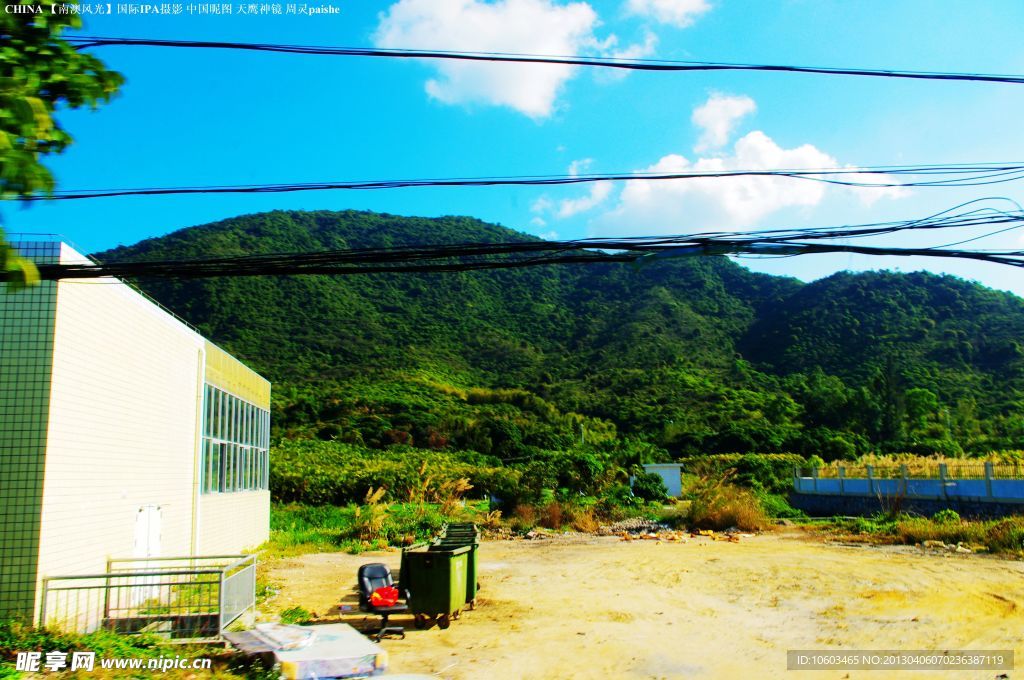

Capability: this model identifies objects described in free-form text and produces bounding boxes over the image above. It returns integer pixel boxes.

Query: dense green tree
[1,2,123,287]
[96,209,1024,457]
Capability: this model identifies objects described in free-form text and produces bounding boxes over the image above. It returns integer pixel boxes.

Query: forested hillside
[97,209,1024,459]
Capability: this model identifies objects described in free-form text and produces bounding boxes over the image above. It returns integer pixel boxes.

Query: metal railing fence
[39,555,255,641]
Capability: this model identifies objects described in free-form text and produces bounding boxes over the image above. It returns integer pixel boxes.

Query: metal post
[939,463,948,500]
[985,461,994,499]
[39,578,49,628]
[867,465,875,495]
[250,555,258,622]
[812,465,819,493]
[102,573,111,624]
[900,464,908,496]
[838,466,846,496]
[218,570,225,635]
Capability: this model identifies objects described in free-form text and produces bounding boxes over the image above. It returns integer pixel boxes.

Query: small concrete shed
[640,463,684,498]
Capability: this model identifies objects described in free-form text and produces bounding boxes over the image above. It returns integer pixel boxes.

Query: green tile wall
[0,242,59,621]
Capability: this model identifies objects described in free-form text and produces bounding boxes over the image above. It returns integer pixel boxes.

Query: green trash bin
[398,542,430,598]
[431,536,479,609]
[402,544,470,629]
[440,523,479,538]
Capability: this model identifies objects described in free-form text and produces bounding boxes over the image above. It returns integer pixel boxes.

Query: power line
[17,202,1024,281]
[68,36,1024,86]
[24,163,1024,201]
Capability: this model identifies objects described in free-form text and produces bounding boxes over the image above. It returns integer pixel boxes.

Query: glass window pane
[206,441,214,493]
[217,390,224,440]
[218,443,227,492]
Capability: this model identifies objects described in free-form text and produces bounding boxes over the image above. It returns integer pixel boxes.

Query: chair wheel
[469,599,476,611]
[413,614,428,629]
[437,614,451,629]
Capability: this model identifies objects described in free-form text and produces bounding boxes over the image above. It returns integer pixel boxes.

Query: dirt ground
[263,531,1024,679]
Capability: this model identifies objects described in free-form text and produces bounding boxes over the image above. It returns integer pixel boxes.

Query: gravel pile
[598,518,666,535]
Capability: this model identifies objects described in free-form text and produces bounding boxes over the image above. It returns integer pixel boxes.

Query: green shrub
[680,453,806,495]
[756,492,806,519]
[932,508,961,524]
[631,471,668,502]
[270,440,519,506]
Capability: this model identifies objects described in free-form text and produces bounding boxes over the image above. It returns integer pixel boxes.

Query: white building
[0,240,271,625]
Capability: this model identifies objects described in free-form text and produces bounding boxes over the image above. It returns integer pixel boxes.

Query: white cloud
[692,93,756,152]
[532,159,612,219]
[625,0,710,27]
[531,196,554,213]
[607,131,835,230]
[557,180,613,217]
[374,0,602,118]
[568,158,593,176]
[594,30,659,83]
[598,136,907,235]
[609,30,658,60]
[588,93,909,235]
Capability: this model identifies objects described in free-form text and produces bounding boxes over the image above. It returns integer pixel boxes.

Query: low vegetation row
[265,446,1024,560]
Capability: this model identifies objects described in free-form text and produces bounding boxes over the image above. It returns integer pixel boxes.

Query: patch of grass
[687,480,770,531]
[0,621,251,679]
[818,513,1024,555]
[985,518,1024,552]
[893,517,987,546]
[279,606,312,625]
[264,501,489,558]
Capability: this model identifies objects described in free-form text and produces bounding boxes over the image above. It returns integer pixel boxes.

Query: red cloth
[370,585,399,607]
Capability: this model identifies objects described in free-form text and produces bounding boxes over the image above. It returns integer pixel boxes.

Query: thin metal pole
[39,578,49,628]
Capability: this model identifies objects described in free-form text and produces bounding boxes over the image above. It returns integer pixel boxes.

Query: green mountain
[96,210,1024,458]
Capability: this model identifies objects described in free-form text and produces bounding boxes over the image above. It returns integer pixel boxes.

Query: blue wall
[790,491,1024,519]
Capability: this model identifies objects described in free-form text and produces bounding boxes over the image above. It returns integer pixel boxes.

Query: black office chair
[356,563,408,640]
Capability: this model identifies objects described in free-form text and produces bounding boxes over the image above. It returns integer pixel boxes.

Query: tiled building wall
[196,490,270,554]
[2,242,273,624]
[35,244,206,620]
[0,242,60,621]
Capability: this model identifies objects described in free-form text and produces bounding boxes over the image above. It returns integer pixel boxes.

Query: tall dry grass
[351,486,389,541]
[687,479,769,531]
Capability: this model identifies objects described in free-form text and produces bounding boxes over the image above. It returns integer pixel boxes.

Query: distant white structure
[641,463,684,498]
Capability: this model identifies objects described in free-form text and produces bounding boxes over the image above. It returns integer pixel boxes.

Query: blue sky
[9,0,1024,295]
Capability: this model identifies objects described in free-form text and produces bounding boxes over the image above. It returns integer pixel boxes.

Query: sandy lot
[263,532,1024,679]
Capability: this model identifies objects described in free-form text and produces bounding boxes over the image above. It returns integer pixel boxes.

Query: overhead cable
[68,37,1024,86]
[24,163,1024,202]
[16,201,1024,281]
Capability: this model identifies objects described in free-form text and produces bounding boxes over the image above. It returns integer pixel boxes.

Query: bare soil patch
[263,531,1024,679]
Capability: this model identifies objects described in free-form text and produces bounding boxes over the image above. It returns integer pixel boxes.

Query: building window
[200,385,269,493]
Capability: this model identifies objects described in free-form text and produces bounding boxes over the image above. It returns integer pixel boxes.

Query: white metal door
[130,505,162,606]
[133,505,162,558]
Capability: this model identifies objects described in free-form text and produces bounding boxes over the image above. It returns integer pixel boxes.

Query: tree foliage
[1,2,123,288]
[96,209,1024,461]
[1,4,123,198]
